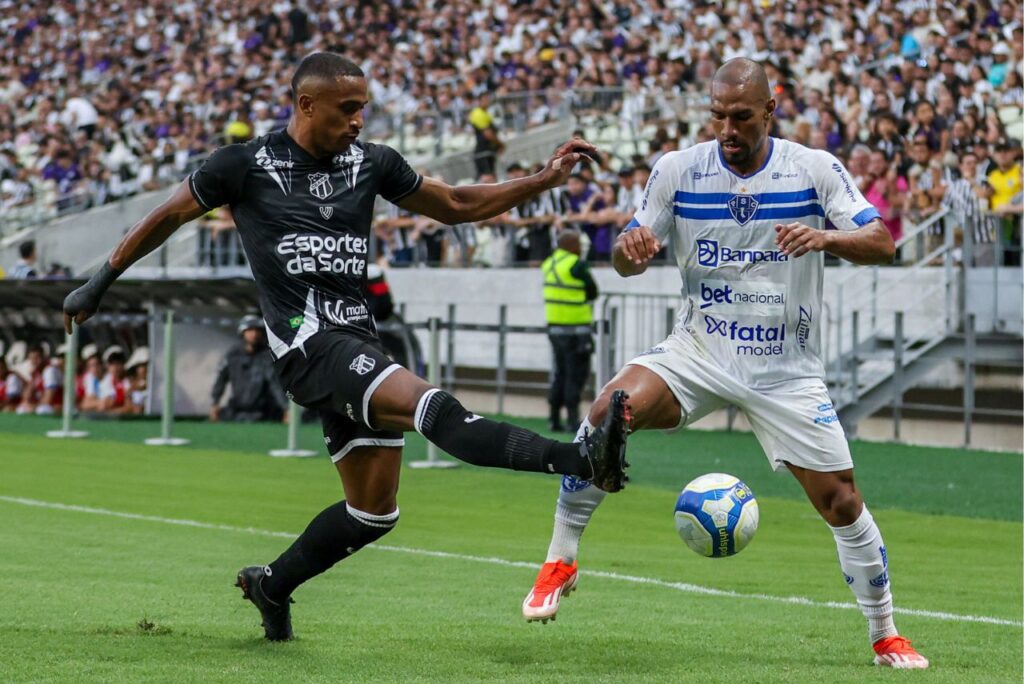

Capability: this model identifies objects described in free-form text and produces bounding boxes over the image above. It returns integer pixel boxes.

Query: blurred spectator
[14,342,46,414]
[560,174,612,261]
[78,344,104,413]
[988,140,1023,264]
[38,343,64,416]
[9,240,38,279]
[98,346,133,415]
[126,347,149,415]
[0,356,10,411]
[863,150,909,242]
[468,93,504,177]
[210,316,288,423]
[507,161,559,264]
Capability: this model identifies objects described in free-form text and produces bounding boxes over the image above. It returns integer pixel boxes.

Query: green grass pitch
[0,413,1021,683]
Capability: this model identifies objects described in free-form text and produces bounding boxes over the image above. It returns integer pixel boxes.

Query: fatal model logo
[703,314,786,356]
[695,239,787,267]
[308,172,334,200]
[727,194,759,225]
[349,354,376,376]
[692,170,720,181]
[771,171,799,180]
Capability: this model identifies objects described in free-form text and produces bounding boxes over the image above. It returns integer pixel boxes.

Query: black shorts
[275,329,405,462]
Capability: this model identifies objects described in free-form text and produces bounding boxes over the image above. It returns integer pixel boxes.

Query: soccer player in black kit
[62,52,631,641]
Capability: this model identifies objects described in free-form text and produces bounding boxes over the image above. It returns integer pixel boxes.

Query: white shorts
[627,330,853,473]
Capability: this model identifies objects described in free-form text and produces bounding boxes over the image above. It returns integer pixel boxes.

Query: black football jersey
[188,130,421,358]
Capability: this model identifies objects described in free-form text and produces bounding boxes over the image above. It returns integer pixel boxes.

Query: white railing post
[145,310,190,446]
[46,322,89,439]
[409,317,458,469]
[269,400,317,457]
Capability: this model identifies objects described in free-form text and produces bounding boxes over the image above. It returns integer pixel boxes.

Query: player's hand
[209,406,221,422]
[775,222,829,258]
[616,225,661,265]
[62,283,104,334]
[541,137,598,188]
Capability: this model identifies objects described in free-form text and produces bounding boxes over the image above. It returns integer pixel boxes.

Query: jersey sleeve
[370,144,423,204]
[625,152,679,242]
[188,144,250,210]
[814,152,882,230]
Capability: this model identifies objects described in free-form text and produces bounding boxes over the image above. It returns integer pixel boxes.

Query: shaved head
[708,58,776,174]
[712,58,772,102]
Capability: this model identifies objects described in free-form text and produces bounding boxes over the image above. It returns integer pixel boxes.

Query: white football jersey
[628,138,880,388]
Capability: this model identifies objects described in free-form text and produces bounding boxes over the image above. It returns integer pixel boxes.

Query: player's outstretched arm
[62,180,207,333]
[775,219,895,265]
[397,138,597,224]
[612,225,661,277]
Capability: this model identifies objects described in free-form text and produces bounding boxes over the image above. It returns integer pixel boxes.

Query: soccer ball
[674,473,759,558]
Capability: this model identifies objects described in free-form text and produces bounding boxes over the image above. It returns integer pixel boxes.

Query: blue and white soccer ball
[674,473,759,558]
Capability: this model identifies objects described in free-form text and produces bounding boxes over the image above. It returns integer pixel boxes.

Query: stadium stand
[1,0,1020,266]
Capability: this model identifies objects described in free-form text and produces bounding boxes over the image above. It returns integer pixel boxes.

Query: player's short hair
[291,52,364,102]
[19,240,35,259]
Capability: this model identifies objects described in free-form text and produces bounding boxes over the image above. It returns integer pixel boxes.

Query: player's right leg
[237,437,402,641]
[370,365,631,493]
[276,329,631,492]
[523,363,682,622]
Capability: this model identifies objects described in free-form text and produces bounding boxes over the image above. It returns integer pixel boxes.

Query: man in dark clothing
[541,231,598,432]
[210,315,288,422]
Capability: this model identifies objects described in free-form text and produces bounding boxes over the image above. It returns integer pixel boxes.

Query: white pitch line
[2,495,1021,629]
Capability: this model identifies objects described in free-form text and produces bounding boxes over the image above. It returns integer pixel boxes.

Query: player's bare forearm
[399,138,597,224]
[109,181,207,270]
[775,220,894,265]
[398,175,547,224]
[821,220,895,264]
[63,181,206,332]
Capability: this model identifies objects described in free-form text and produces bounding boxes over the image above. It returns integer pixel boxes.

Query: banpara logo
[695,238,787,267]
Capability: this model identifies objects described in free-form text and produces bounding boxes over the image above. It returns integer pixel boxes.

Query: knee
[820,486,862,527]
[346,502,400,545]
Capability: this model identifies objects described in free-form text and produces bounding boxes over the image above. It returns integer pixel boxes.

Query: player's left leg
[741,379,928,669]
[786,465,928,669]
[236,410,403,641]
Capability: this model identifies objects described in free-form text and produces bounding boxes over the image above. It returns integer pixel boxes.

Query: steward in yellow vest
[540,231,598,432]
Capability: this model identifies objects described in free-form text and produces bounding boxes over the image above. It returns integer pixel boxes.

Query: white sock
[830,505,898,644]
[544,418,607,563]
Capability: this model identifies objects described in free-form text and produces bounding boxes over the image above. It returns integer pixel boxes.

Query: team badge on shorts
[349,354,376,375]
[727,194,759,225]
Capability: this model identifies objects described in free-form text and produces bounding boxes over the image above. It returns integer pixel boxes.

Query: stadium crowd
[0,0,1021,267]
[0,339,148,416]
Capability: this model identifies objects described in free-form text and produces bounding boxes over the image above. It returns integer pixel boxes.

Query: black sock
[262,500,398,602]
[415,390,590,477]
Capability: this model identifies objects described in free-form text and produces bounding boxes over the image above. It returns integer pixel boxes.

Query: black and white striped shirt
[943,179,993,244]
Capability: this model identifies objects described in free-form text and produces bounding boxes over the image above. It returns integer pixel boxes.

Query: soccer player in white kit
[521,59,929,669]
